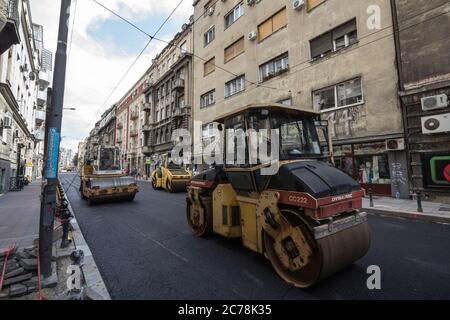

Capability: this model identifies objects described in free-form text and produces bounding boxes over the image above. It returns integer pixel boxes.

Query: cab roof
[213,103,320,123]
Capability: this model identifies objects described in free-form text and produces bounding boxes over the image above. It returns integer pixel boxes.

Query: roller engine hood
[269,161,361,199]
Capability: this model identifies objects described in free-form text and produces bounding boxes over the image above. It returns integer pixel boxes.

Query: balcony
[142,146,153,155]
[39,69,51,87]
[34,128,45,141]
[173,105,191,118]
[172,78,185,91]
[37,90,47,107]
[116,137,123,144]
[0,0,20,55]
[130,111,139,120]
[143,102,151,112]
[129,129,139,137]
[142,124,152,132]
[35,109,46,125]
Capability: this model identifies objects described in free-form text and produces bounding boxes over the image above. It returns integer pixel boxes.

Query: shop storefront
[334,142,393,196]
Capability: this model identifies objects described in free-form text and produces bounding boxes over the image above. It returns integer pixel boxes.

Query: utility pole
[39,0,71,278]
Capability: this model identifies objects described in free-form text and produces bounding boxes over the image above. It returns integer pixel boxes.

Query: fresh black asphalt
[60,173,450,300]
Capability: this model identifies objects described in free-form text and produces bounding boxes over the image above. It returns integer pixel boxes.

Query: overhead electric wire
[90,0,285,94]
[86,0,449,130]
[89,0,450,102]
[87,0,186,128]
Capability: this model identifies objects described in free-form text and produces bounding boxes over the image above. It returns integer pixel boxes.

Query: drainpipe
[390,0,412,196]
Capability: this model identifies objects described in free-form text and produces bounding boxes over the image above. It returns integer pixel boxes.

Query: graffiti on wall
[324,105,367,139]
[391,162,407,187]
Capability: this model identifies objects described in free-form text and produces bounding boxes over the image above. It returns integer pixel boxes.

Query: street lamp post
[39,0,71,278]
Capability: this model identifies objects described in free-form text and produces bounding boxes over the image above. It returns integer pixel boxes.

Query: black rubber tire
[186,197,212,237]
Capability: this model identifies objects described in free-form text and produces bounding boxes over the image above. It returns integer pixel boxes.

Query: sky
[30,0,193,153]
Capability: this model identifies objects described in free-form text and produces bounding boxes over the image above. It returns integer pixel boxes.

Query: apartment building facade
[32,23,53,180]
[0,0,42,193]
[142,18,194,176]
[392,0,450,202]
[97,105,116,147]
[115,74,148,174]
[192,0,406,197]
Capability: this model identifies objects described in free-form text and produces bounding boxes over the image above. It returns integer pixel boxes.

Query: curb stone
[365,208,450,224]
[62,188,111,300]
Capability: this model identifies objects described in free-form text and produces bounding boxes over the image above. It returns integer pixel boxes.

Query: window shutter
[272,8,287,33]
[235,37,245,56]
[224,44,234,63]
[258,18,273,41]
[310,32,332,58]
[204,57,215,75]
[332,19,357,40]
[307,0,326,11]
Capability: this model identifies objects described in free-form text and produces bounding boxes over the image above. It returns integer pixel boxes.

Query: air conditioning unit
[247,0,256,6]
[293,0,305,10]
[386,138,405,151]
[248,31,257,41]
[207,7,215,16]
[421,94,448,111]
[3,116,12,129]
[421,113,450,134]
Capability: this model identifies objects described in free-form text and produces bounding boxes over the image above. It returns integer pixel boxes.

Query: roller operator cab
[151,153,192,193]
[79,146,139,205]
[186,103,371,288]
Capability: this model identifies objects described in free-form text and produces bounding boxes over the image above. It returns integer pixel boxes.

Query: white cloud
[30,0,193,152]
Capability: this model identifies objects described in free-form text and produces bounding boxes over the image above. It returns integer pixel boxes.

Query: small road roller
[80,145,139,205]
[186,103,371,288]
[151,153,192,193]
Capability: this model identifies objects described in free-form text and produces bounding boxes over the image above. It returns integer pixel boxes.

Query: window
[204,57,215,76]
[259,53,289,82]
[225,75,245,98]
[278,98,292,106]
[225,2,244,29]
[180,41,187,54]
[202,123,215,139]
[224,37,244,63]
[313,77,363,111]
[310,19,357,59]
[201,90,216,108]
[307,0,326,11]
[258,8,287,42]
[204,26,215,46]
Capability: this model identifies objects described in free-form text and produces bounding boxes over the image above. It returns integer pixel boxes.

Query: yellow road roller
[151,154,192,193]
[186,103,370,288]
[80,145,139,205]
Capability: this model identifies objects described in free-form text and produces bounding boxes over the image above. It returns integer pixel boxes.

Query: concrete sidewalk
[363,196,450,224]
[0,181,41,250]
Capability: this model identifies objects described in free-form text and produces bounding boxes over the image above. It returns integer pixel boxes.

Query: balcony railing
[37,90,47,106]
[172,78,185,91]
[142,146,152,154]
[39,69,51,86]
[143,102,151,112]
[129,129,138,137]
[130,111,139,120]
[35,109,46,124]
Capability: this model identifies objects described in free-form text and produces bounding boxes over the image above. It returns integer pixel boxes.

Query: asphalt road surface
[60,173,450,300]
